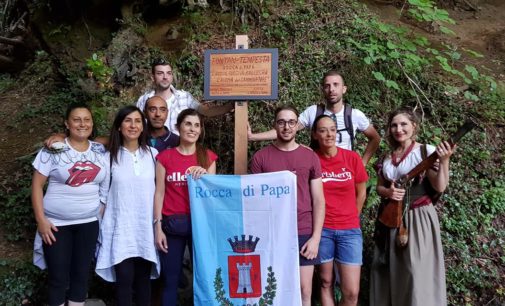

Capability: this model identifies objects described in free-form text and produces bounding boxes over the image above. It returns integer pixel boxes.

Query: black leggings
[114,257,152,306]
[42,221,99,306]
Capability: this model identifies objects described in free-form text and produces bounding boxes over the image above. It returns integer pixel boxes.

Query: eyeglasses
[276,119,298,128]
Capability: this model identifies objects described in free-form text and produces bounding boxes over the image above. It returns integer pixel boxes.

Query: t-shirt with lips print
[32,139,109,226]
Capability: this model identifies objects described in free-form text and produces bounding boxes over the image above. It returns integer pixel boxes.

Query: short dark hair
[144,96,167,113]
[151,58,171,74]
[274,105,299,121]
[321,70,345,87]
[64,102,96,139]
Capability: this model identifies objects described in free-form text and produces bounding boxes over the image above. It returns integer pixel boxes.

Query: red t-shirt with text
[156,148,218,216]
[317,148,368,229]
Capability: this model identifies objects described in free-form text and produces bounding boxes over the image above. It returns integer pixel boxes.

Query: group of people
[31,60,455,306]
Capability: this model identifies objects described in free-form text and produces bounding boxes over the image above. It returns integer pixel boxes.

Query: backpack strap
[315,104,325,119]
[420,143,427,159]
[344,104,354,150]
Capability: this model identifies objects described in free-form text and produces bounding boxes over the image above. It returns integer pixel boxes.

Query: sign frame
[203,48,278,100]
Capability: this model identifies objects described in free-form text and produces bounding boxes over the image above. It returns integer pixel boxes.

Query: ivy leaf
[378,23,391,33]
[386,80,400,90]
[389,51,401,59]
[372,71,386,81]
[463,48,484,58]
[464,91,479,101]
[465,65,480,80]
[440,26,455,35]
[386,41,397,49]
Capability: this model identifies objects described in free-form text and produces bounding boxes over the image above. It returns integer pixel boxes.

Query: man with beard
[144,96,179,152]
[248,70,380,165]
[137,59,233,135]
[250,105,325,306]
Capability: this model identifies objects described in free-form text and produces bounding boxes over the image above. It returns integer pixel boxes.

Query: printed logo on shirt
[66,161,101,187]
[321,168,352,183]
[166,171,187,182]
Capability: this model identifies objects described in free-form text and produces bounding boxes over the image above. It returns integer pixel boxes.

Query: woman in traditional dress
[95,105,160,306]
[310,115,368,306]
[32,102,108,306]
[154,108,217,306]
[370,107,454,306]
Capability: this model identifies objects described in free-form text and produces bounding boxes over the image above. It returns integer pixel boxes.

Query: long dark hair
[176,108,210,168]
[64,102,97,139]
[108,105,149,165]
[309,114,335,151]
[385,107,420,149]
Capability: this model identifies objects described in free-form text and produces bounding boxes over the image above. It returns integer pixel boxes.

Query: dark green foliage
[0,259,46,306]
[0,157,37,241]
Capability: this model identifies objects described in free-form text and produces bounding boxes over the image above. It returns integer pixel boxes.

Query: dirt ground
[363,0,505,82]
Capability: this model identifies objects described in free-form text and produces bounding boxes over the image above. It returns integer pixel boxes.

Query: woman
[95,105,160,306]
[154,108,217,306]
[310,115,368,306]
[370,107,454,306]
[32,102,108,306]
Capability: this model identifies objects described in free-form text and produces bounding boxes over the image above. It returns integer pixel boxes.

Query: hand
[44,133,65,148]
[37,218,58,245]
[300,236,319,260]
[187,166,207,180]
[388,181,406,201]
[99,203,106,217]
[155,226,168,253]
[436,141,456,162]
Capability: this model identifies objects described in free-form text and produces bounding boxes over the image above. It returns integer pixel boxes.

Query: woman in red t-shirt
[311,115,368,306]
[153,108,217,306]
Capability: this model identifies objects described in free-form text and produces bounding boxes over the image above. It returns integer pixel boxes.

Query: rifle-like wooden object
[378,119,477,246]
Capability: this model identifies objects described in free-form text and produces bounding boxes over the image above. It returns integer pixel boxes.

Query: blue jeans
[319,228,362,266]
[159,215,192,306]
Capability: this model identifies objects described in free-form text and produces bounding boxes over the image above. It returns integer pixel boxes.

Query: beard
[156,82,171,91]
[276,131,296,144]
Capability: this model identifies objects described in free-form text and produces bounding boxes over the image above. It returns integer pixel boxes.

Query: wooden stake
[234,35,249,174]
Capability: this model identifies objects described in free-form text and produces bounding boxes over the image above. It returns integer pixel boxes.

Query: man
[137,59,233,135]
[250,105,325,306]
[144,95,179,151]
[248,70,380,165]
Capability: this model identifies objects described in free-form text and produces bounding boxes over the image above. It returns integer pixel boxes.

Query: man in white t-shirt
[248,70,380,165]
[137,59,233,135]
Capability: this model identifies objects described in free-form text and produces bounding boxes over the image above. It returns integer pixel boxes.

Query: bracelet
[153,219,161,226]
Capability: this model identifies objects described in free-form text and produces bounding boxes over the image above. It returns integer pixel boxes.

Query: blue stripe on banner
[189,174,244,305]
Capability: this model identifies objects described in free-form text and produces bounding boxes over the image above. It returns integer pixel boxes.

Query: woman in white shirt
[32,102,108,306]
[95,105,160,306]
[370,107,454,306]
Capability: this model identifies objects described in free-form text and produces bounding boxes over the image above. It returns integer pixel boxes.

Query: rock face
[105,27,146,86]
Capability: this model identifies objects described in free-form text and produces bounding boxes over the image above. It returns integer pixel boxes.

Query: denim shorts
[298,234,321,266]
[319,228,362,266]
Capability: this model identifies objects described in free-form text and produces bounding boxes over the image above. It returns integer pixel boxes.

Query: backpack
[315,104,355,150]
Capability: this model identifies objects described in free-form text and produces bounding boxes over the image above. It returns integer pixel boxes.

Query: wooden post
[234,35,249,174]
